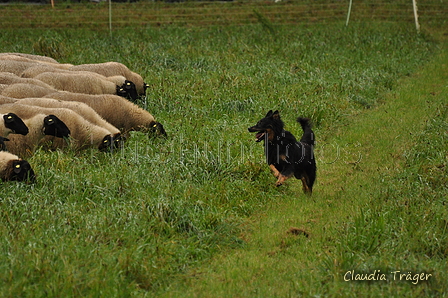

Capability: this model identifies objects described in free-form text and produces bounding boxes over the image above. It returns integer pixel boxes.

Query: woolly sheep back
[0,53,58,63]
[44,91,160,133]
[0,72,55,89]
[69,62,146,95]
[0,95,16,104]
[0,55,72,69]
[0,84,7,93]
[20,64,60,78]
[22,65,127,86]
[1,83,56,99]
[17,97,121,135]
[34,72,119,95]
[0,60,40,76]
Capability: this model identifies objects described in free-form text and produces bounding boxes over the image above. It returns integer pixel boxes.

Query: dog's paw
[275,181,283,187]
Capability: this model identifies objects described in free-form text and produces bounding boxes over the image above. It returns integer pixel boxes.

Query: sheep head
[43,115,71,138]
[148,121,167,138]
[3,113,29,135]
[6,159,36,183]
[116,80,138,101]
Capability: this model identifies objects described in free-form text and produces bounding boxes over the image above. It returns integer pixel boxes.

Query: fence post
[412,0,420,33]
[346,0,353,27]
[109,0,113,37]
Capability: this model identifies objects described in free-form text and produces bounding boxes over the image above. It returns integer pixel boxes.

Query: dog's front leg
[269,164,281,178]
[276,172,294,187]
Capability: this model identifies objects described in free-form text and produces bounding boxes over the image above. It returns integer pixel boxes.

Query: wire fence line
[0,1,446,28]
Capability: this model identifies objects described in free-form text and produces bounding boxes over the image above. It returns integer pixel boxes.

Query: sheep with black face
[69,62,146,96]
[0,103,118,152]
[0,151,36,182]
[17,97,124,149]
[34,72,136,100]
[45,91,166,137]
[1,112,29,137]
[3,113,70,157]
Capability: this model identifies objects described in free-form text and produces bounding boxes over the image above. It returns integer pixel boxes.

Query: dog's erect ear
[265,110,273,118]
[272,110,280,120]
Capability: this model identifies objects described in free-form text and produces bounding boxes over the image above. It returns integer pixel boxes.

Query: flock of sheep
[0,52,166,183]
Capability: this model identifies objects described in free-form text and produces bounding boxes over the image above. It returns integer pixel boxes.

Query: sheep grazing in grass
[5,113,70,157]
[0,103,119,152]
[34,72,137,100]
[1,83,56,99]
[21,65,138,101]
[3,94,124,148]
[0,72,55,89]
[1,112,29,137]
[69,62,146,96]
[17,97,122,140]
[1,55,144,94]
[45,91,166,137]
[0,151,35,182]
[116,80,139,101]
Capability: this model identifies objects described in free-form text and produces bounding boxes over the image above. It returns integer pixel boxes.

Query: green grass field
[0,2,447,297]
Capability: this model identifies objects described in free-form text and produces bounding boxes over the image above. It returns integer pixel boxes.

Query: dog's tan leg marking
[269,164,280,178]
[276,173,293,187]
[301,176,312,194]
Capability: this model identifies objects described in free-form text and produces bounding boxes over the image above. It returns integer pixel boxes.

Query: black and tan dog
[248,110,316,194]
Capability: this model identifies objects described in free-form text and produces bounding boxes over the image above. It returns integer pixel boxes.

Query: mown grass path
[161,40,448,297]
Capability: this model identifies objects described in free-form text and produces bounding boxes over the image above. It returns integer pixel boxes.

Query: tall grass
[0,19,443,296]
[322,102,447,296]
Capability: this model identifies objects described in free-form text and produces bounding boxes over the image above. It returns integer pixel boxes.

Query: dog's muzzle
[248,126,266,142]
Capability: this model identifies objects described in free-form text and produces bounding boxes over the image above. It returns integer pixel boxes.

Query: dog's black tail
[297,117,315,146]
